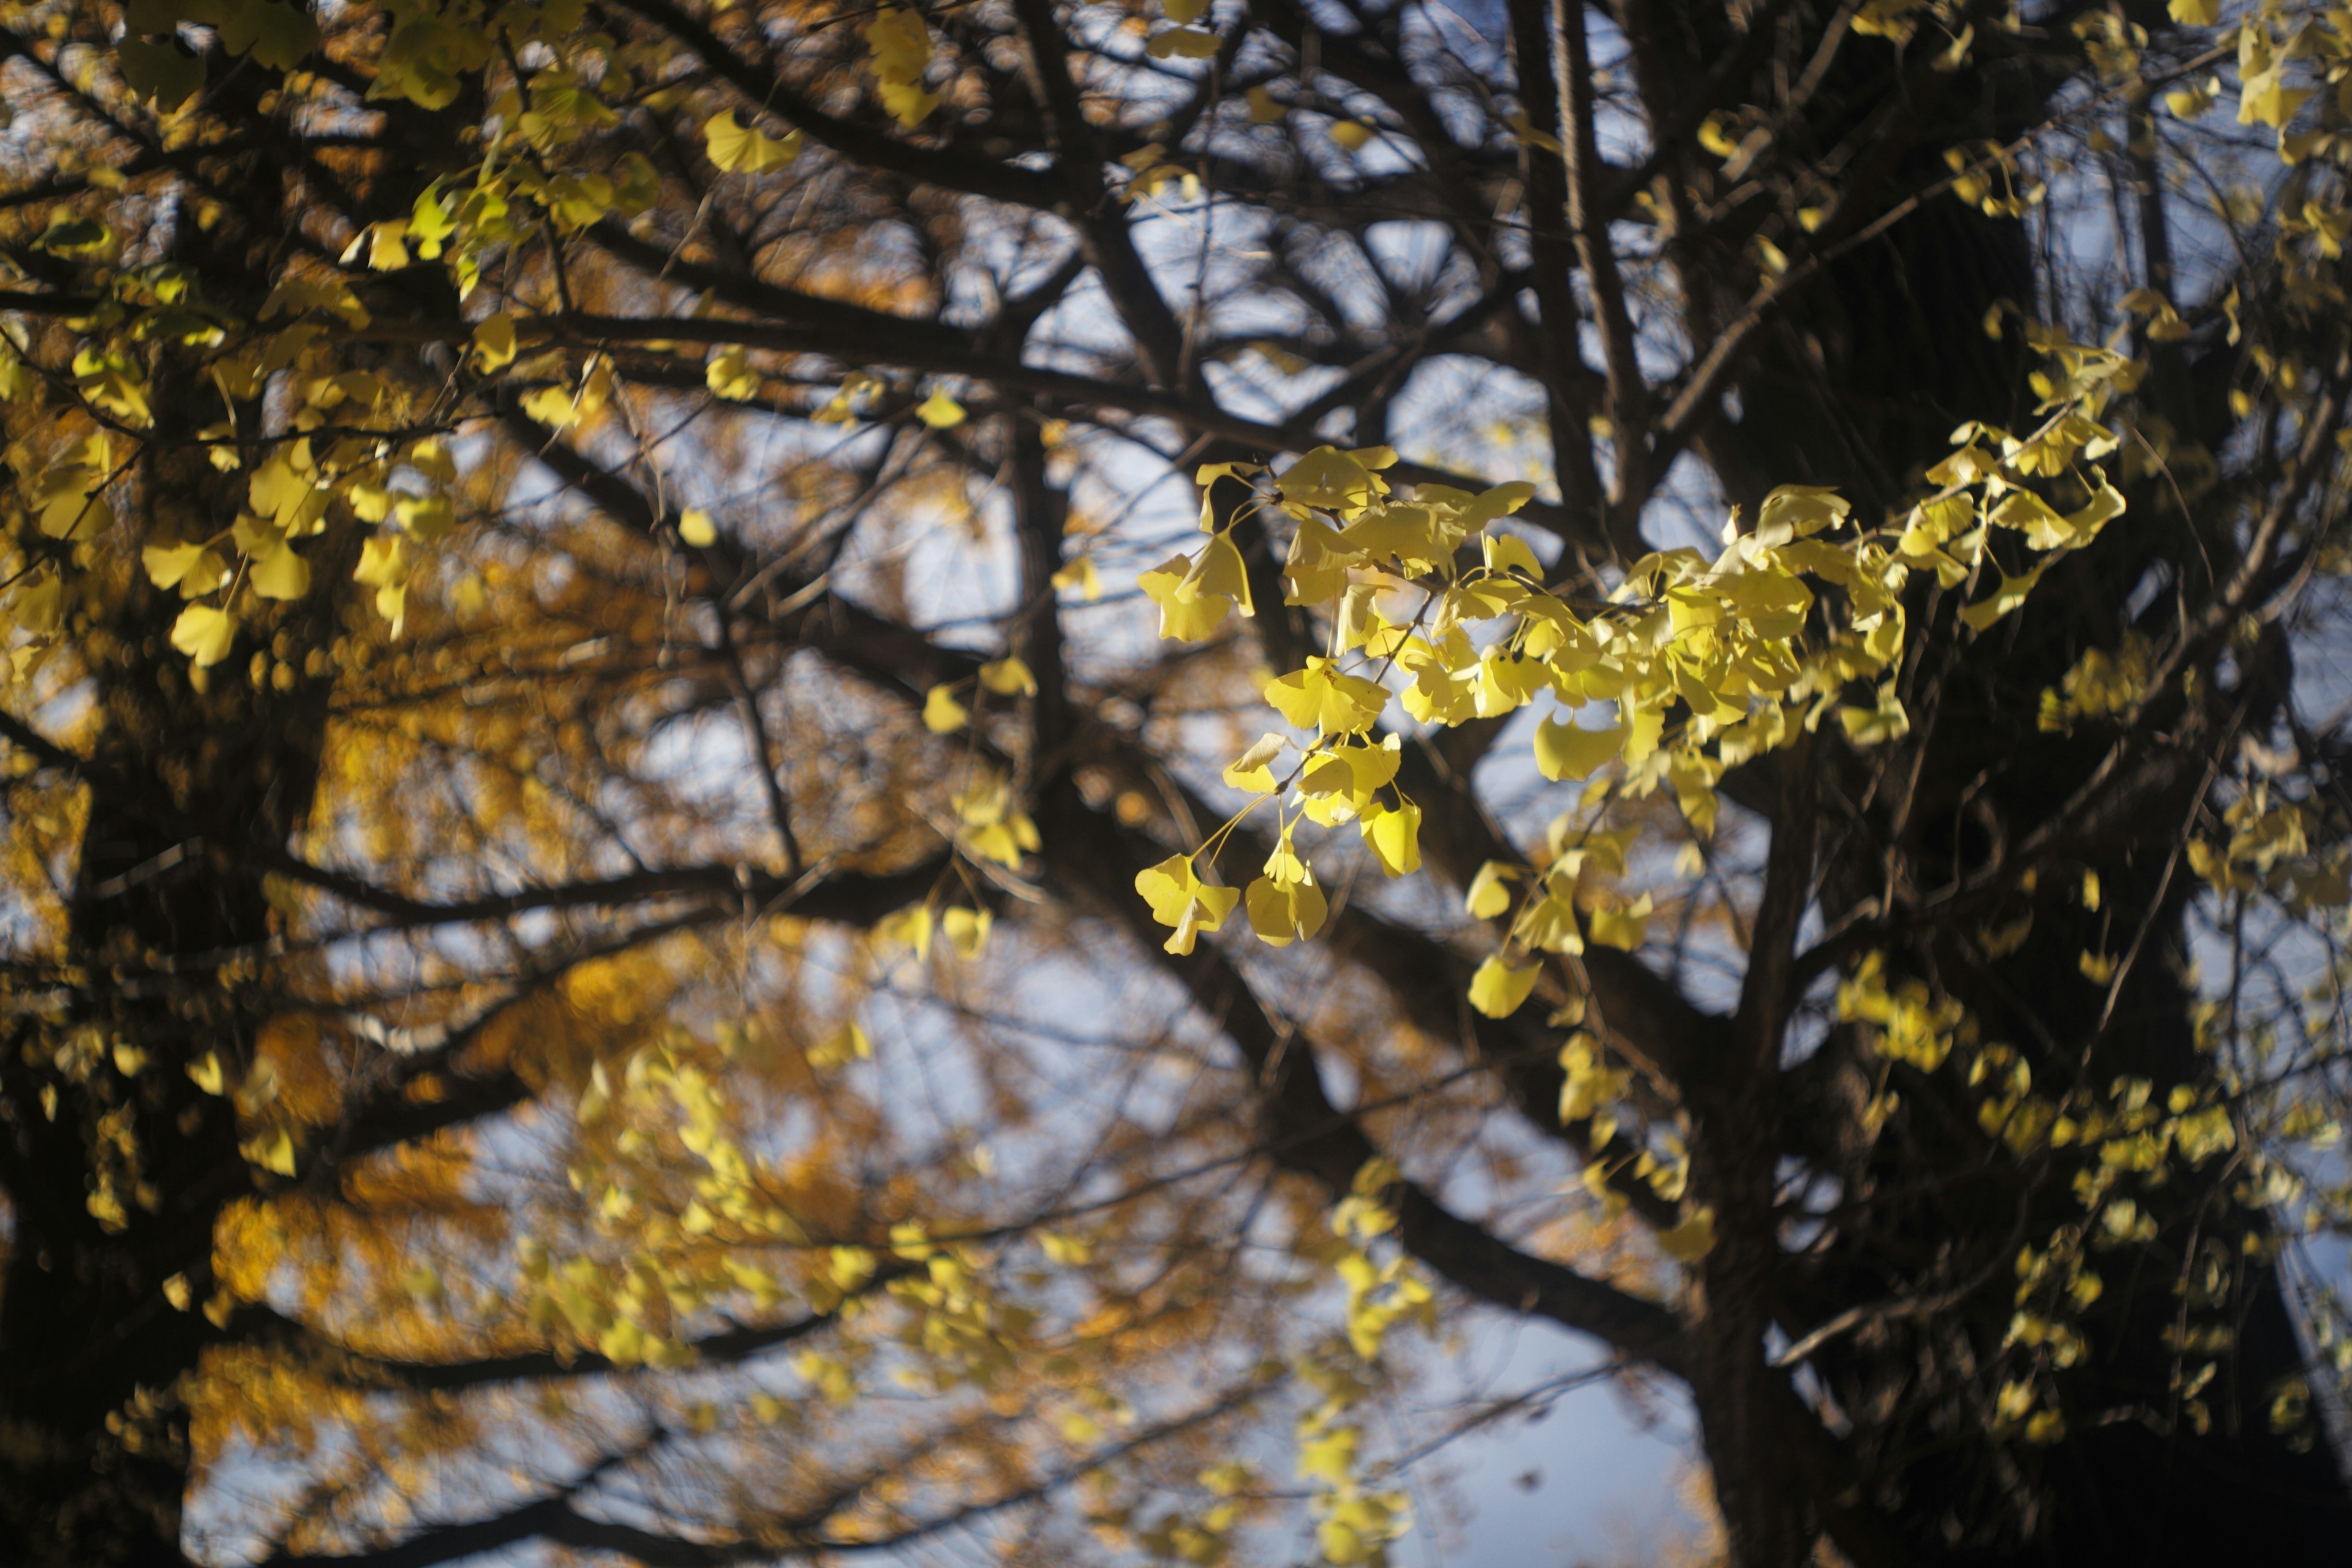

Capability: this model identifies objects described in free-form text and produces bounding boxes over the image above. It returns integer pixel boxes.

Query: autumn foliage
[2,1,2351,1567]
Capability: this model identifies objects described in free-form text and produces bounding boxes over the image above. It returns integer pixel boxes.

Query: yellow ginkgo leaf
[1512,891,1583,955]
[143,541,227,597]
[239,1127,297,1176]
[1247,86,1286,124]
[187,1052,226,1095]
[471,311,518,372]
[978,657,1036,695]
[708,348,760,402]
[942,906,993,959]
[1134,854,1241,955]
[866,8,940,126]
[876,904,934,960]
[1223,731,1287,793]
[1245,873,1328,947]
[170,603,236,667]
[1657,1206,1717,1262]
[1468,955,1540,1018]
[679,509,717,548]
[1838,684,1912,747]
[1464,861,1519,920]
[1330,119,1374,151]
[1265,657,1389,736]
[1139,535,1253,642]
[249,542,310,601]
[1587,894,1652,952]
[704,110,804,173]
[807,1022,872,1070]
[1360,797,1421,877]
[922,684,969,734]
[1534,716,1624,781]
[1051,556,1102,600]
[915,386,967,428]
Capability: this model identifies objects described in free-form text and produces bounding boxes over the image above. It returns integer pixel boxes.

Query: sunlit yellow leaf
[170,603,236,667]
[916,386,967,428]
[1246,873,1327,946]
[1360,797,1421,876]
[979,657,1036,695]
[1051,556,1102,599]
[1464,861,1519,920]
[187,1052,226,1095]
[1587,894,1651,952]
[1468,956,1539,1018]
[1534,716,1624,781]
[922,684,969,734]
[707,348,760,402]
[1134,854,1240,954]
[1265,657,1389,736]
[876,905,935,960]
[249,541,310,600]
[704,110,803,173]
[239,1127,296,1176]
[1223,732,1287,793]
[943,907,993,959]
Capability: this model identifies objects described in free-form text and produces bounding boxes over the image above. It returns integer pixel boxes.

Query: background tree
[1,1,2350,1567]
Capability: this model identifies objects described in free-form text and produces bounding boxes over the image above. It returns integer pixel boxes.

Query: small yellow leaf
[1658,1206,1716,1262]
[170,604,236,667]
[1051,556,1102,600]
[143,541,226,597]
[1223,731,1287,794]
[916,386,967,428]
[1534,717,1624,781]
[922,684,969,734]
[704,110,803,173]
[1360,797,1420,876]
[978,657,1036,696]
[240,1127,297,1176]
[1468,956,1540,1018]
[808,1022,872,1070]
[1464,861,1519,920]
[1330,119,1373,151]
[1041,1231,1093,1264]
[707,348,760,402]
[1245,872,1328,947]
[187,1052,226,1095]
[679,509,717,548]
[472,312,518,372]
[942,906,993,959]
[1587,894,1651,952]
[876,904,934,960]
[1134,854,1240,954]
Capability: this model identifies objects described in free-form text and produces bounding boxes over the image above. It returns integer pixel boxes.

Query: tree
[2,0,2350,1565]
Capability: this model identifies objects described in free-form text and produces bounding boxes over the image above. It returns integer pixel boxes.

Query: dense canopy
[2,1,2351,1566]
